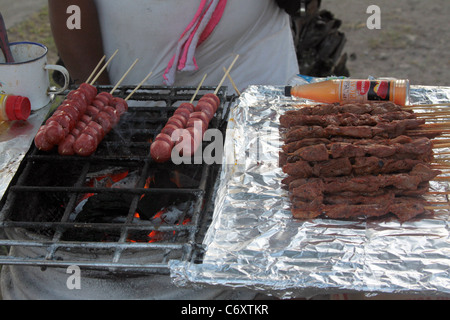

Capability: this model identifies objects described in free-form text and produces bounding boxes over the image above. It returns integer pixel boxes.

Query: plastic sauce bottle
[0,94,31,121]
[285,79,410,106]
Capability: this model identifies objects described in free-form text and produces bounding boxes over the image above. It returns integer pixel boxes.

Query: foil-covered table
[170,85,450,299]
[0,105,50,201]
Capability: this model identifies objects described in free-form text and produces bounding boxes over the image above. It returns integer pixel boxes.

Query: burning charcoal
[136,193,192,221]
[75,193,135,223]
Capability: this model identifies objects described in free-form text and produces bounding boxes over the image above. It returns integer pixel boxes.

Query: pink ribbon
[164,0,227,85]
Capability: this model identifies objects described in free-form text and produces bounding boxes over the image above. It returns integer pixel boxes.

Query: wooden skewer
[405,103,450,108]
[417,111,450,116]
[421,122,450,128]
[433,144,450,150]
[431,162,450,167]
[110,59,139,94]
[433,176,450,181]
[90,49,119,85]
[223,66,241,96]
[85,55,106,84]
[125,70,154,102]
[418,117,450,122]
[431,159,450,163]
[425,205,450,211]
[427,191,450,195]
[427,200,450,204]
[433,164,450,168]
[214,54,239,95]
[190,74,208,104]
[408,129,450,134]
[432,139,450,145]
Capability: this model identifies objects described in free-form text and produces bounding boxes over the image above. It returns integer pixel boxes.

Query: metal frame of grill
[0,85,233,275]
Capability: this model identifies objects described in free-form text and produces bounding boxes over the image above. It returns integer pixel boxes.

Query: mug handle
[45,64,70,96]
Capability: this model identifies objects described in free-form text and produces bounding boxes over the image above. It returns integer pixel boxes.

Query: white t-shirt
[94,0,299,91]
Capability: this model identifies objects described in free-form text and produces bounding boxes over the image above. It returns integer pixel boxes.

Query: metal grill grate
[0,85,232,275]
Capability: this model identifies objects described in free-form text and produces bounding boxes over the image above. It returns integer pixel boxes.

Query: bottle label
[341,80,392,102]
[0,94,7,121]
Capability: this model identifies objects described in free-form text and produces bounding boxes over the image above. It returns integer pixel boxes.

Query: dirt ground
[321,0,450,86]
[0,0,47,28]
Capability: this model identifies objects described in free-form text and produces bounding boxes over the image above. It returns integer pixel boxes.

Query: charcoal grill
[0,85,233,275]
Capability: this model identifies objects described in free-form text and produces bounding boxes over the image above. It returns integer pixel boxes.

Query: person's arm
[48,0,110,84]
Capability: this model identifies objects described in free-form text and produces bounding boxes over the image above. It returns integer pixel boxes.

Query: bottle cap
[285,86,292,97]
[5,95,31,121]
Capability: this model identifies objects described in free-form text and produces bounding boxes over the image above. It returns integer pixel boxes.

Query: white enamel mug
[0,42,70,110]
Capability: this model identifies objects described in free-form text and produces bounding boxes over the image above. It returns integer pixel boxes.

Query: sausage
[173,107,191,120]
[60,99,86,116]
[201,93,220,110]
[36,83,100,155]
[150,140,173,163]
[89,121,106,140]
[177,103,195,113]
[81,125,100,146]
[173,128,201,157]
[80,114,92,125]
[111,97,128,116]
[189,112,210,126]
[95,95,110,107]
[154,133,175,148]
[58,134,76,156]
[97,92,113,105]
[195,102,215,121]
[34,126,55,151]
[79,83,98,101]
[92,99,106,111]
[170,114,188,127]
[161,124,181,137]
[103,106,120,126]
[198,96,218,112]
[38,85,128,157]
[186,117,208,134]
[71,128,81,139]
[74,133,97,157]
[86,105,101,117]
[58,104,81,122]
[44,121,66,145]
[67,90,88,108]
[94,111,113,133]
[166,117,185,129]
[51,113,75,135]
[195,99,211,112]
[186,126,203,141]
[57,119,100,156]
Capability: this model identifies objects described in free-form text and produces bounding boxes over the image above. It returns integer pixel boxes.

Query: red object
[356,80,370,95]
[4,95,31,121]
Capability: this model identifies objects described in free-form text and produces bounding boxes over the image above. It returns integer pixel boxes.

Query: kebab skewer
[36,57,145,156]
[59,68,153,157]
[150,54,239,163]
[281,101,448,221]
[34,52,119,151]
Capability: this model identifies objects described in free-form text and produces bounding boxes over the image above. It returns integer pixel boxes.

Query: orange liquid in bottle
[287,79,410,106]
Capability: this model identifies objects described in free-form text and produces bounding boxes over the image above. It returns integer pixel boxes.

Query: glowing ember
[75,168,194,243]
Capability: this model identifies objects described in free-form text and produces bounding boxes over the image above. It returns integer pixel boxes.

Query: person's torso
[95,0,299,90]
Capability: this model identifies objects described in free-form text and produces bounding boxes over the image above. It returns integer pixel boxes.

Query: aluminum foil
[170,85,450,299]
[0,105,50,202]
